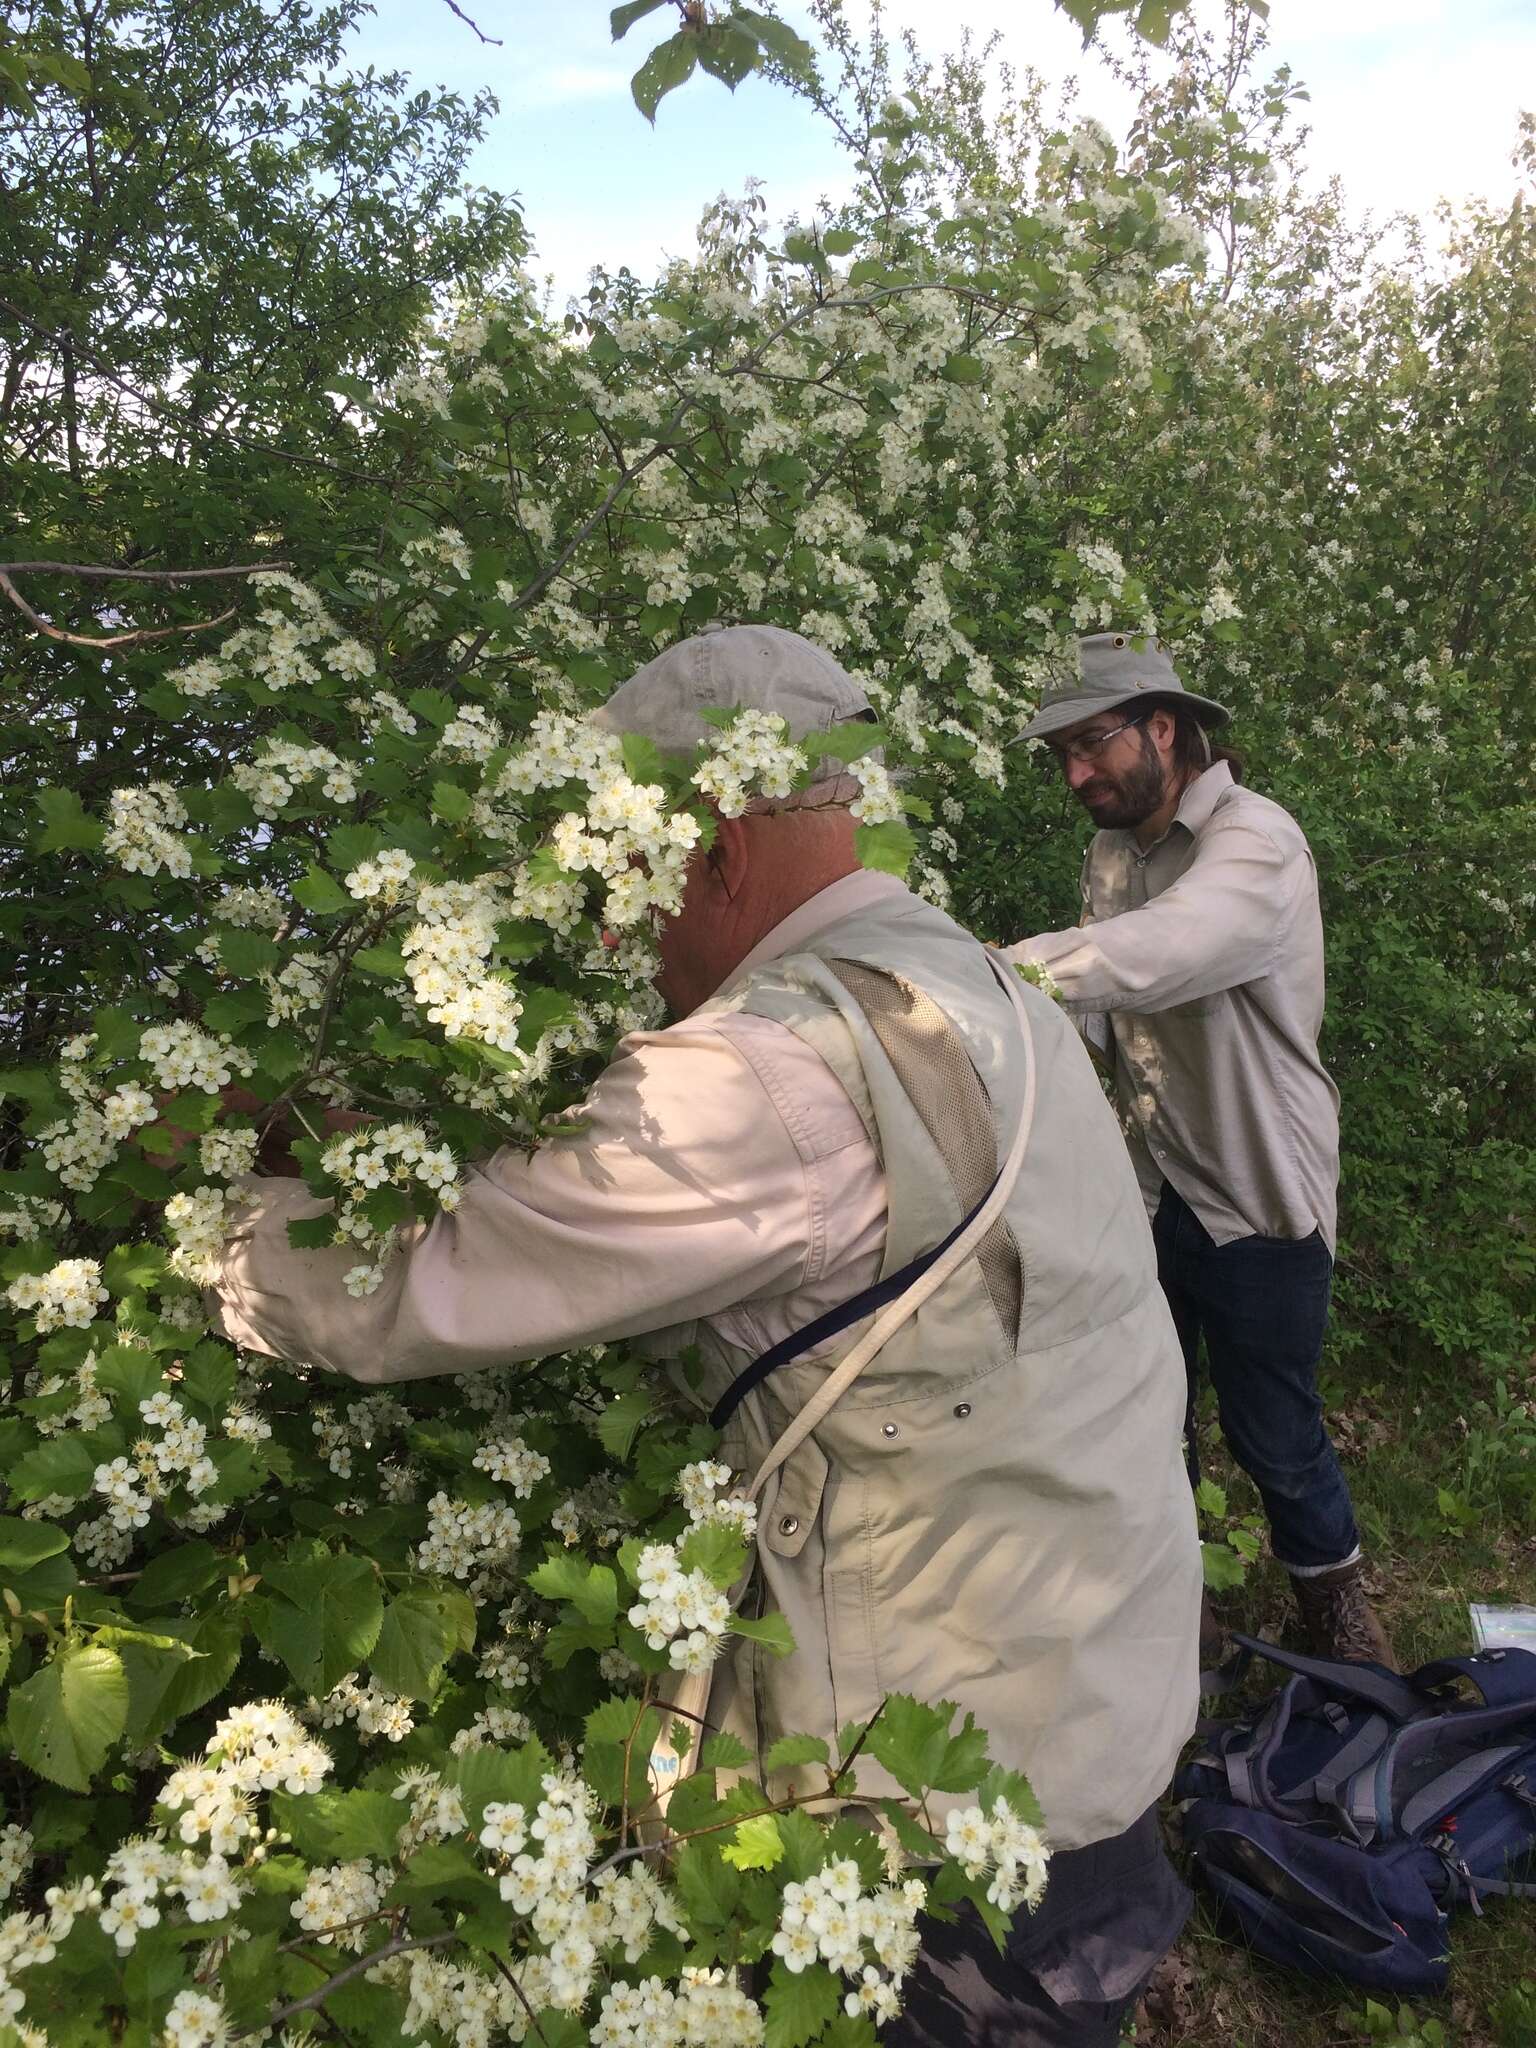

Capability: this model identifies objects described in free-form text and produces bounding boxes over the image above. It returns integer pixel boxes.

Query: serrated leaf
[611,0,670,38]
[432,779,472,823]
[1201,1540,1249,1591]
[370,1587,473,1699]
[854,819,916,878]
[762,1956,840,2048]
[33,787,104,854]
[698,1729,755,1770]
[93,1341,165,1410]
[762,1733,831,1775]
[527,1554,619,1626]
[0,1517,68,1573]
[1193,1478,1228,1518]
[8,1434,97,1504]
[595,1386,652,1459]
[677,1519,748,1588]
[103,1241,167,1294]
[942,352,986,385]
[292,864,353,914]
[254,1549,383,1694]
[866,1693,963,1798]
[216,927,281,977]
[287,1212,339,1250]
[125,1540,224,1612]
[721,1812,784,1871]
[728,1610,796,1657]
[270,1787,403,1863]
[8,1642,128,1791]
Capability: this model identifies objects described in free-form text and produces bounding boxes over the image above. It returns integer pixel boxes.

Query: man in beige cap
[212,624,1203,2046]
[1003,631,1394,1669]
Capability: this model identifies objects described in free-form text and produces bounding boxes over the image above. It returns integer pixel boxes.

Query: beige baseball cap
[1015,631,1230,743]
[593,624,879,766]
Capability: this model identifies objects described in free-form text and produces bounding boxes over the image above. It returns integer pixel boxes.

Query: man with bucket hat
[211,623,1203,2046]
[1003,631,1395,1670]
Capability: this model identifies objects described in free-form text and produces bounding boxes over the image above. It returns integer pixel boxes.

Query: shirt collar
[713,869,909,1000]
[1123,759,1234,859]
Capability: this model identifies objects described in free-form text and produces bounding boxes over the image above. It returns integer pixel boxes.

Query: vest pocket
[761,1440,827,1558]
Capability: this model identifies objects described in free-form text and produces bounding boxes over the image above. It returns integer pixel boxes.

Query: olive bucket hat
[1014,631,1231,744]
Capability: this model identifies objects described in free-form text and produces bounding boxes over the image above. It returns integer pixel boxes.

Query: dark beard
[1076,734,1169,830]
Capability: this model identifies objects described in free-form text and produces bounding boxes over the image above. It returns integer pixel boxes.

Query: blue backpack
[1177,1633,1536,1992]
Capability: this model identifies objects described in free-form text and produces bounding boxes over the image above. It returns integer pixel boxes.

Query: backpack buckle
[1503,1771,1536,1812]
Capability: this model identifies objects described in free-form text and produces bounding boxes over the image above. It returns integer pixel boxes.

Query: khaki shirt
[1005,763,1341,1250]
[210,874,900,1379]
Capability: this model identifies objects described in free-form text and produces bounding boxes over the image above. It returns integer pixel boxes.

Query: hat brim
[1013,686,1231,745]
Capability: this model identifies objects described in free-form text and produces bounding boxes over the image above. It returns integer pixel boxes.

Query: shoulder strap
[1413,1648,1536,1710]
[743,956,1038,1508]
[1227,1632,1430,1723]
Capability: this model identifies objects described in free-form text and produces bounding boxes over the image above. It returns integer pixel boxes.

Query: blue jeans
[1152,1182,1360,1573]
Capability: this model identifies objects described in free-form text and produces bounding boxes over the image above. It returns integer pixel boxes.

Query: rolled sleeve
[1006,816,1294,1013]
[209,1021,827,1384]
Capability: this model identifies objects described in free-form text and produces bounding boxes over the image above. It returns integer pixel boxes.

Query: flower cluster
[157,1701,332,1862]
[310,1119,461,1291]
[770,1860,927,2025]
[590,1969,765,2048]
[139,1020,252,1093]
[943,1795,1051,1912]
[471,1433,552,1497]
[98,1842,245,1953]
[627,1542,733,1675]
[232,738,356,817]
[311,1673,415,1744]
[692,709,807,816]
[102,782,194,879]
[291,1859,390,1948]
[6,1257,108,1334]
[416,1490,522,1587]
[401,878,524,1049]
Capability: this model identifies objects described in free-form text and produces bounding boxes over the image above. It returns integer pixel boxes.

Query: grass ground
[1132,1345,1536,2048]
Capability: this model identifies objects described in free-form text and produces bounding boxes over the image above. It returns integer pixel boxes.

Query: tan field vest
[654,888,1202,1850]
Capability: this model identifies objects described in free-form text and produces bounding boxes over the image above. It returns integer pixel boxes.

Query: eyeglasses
[1046,714,1149,768]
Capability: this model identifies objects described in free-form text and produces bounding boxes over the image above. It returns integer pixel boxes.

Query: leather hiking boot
[1289,1560,1399,1671]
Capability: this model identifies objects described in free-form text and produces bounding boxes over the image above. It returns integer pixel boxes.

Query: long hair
[1158,699,1245,786]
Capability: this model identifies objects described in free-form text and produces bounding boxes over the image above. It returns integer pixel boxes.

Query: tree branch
[0,560,291,581]
[438,0,503,44]
[0,571,239,651]
[237,1929,457,2037]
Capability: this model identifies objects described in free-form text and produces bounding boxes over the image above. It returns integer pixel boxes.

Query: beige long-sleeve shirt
[1004,762,1341,1249]
[210,872,898,1380]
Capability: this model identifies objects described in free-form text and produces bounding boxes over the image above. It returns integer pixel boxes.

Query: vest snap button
[779,1515,799,1537]
[953,1403,972,1418]
[881,1422,900,1438]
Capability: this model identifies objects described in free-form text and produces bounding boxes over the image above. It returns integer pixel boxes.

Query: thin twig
[827,1696,887,1794]
[236,1929,457,2036]
[438,0,503,43]
[486,1953,550,2045]
[0,560,290,581]
[0,570,238,651]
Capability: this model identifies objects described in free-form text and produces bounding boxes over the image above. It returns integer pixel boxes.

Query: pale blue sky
[356,0,1534,303]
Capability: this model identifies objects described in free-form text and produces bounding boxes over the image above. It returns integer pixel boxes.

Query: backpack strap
[1400,1746,1533,1836]
[1413,1648,1536,1711]
[741,956,1039,1510]
[1228,1633,1428,1722]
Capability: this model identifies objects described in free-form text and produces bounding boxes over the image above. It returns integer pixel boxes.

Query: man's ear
[707,814,752,902]
[1147,708,1177,759]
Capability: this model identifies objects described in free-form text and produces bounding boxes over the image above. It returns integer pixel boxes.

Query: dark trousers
[885,1806,1190,2047]
[1152,1181,1360,1573]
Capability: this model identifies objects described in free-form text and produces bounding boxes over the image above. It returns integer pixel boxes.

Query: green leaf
[217,927,281,977]
[271,1787,403,1863]
[1201,1540,1249,1591]
[254,1549,384,1694]
[432,779,473,824]
[125,1540,225,1612]
[287,1212,339,1250]
[610,0,670,38]
[762,1957,840,2048]
[370,1587,474,1699]
[721,1812,784,1871]
[678,1519,748,1588]
[699,1730,755,1771]
[103,1241,167,1294]
[180,1339,238,1412]
[121,1614,242,1742]
[595,1386,652,1459]
[942,352,986,385]
[762,1733,831,1775]
[353,944,410,979]
[0,1516,69,1573]
[854,820,916,878]
[865,1693,981,1799]
[92,1341,165,1410]
[527,1554,620,1626]
[8,1434,97,1504]
[630,28,698,122]
[33,788,104,854]
[1192,1478,1228,1518]
[293,864,353,914]
[728,1610,796,1657]
[8,1642,129,1791]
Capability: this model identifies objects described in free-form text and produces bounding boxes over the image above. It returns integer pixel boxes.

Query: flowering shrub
[3,6,1532,2040]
